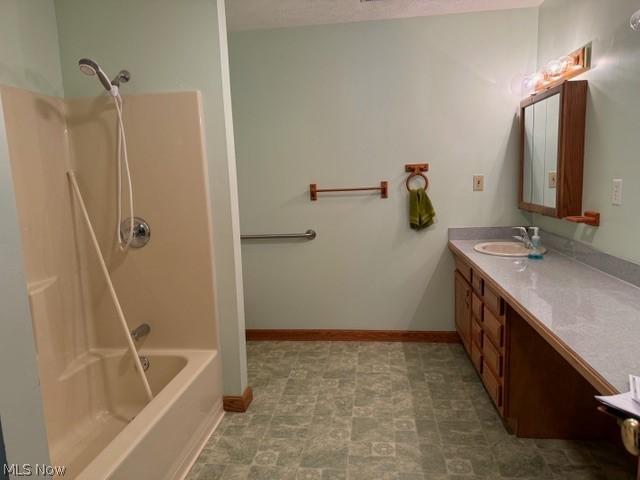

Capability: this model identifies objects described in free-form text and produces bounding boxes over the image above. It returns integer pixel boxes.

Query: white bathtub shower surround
[1,0,243,469]
[75,349,223,480]
[55,0,249,399]
[1,85,224,478]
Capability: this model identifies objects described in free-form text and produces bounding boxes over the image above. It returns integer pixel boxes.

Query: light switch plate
[473,175,484,192]
[612,178,623,206]
[548,172,557,189]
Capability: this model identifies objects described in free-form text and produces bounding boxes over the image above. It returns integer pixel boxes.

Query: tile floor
[187,341,635,479]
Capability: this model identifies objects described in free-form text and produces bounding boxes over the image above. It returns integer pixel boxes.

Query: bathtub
[47,348,223,479]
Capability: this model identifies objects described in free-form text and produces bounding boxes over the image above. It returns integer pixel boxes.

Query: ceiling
[226,0,543,31]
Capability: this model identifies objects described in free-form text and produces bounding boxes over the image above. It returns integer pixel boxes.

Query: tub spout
[131,323,151,341]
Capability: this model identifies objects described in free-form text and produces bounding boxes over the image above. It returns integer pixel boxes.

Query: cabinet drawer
[471,292,483,321]
[455,258,472,283]
[471,343,482,373]
[482,360,502,407]
[483,283,504,318]
[471,272,483,295]
[483,305,504,348]
[482,336,503,377]
[471,317,483,348]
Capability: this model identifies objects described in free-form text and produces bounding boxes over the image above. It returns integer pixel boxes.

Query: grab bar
[241,229,317,240]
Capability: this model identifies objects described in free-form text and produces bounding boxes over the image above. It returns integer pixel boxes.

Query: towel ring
[406,172,429,192]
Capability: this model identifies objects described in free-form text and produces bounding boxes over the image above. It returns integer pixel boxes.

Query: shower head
[632,9,640,31]
[78,58,114,93]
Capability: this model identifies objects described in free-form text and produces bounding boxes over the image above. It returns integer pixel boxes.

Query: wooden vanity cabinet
[454,271,472,355]
[453,252,617,435]
[454,257,508,416]
[452,248,638,475]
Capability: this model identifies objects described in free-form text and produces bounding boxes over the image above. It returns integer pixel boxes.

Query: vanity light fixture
[545,56,576,78]
[521,72,544,95]
[522,43,592,95]
[631,9,640,31]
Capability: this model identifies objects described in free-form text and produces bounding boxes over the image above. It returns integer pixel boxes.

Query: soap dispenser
[527,227,544,260]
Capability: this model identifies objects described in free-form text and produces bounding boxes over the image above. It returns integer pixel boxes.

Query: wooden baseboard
[245,329,460,343]
[223,386,253,413]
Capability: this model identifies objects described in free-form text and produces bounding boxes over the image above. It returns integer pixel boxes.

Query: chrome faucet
[513,227,533,249]
[131,323,151,342]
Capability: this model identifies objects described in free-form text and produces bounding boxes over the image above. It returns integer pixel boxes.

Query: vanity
[447,77,639,474]
[451,236,620,432]
[450,80,616,436]
[449,232,640,478]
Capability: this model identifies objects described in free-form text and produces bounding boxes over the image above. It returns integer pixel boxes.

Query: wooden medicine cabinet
[519,81,587,218]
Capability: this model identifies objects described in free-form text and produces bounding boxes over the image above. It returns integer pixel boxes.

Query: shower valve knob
[120,217,151,249]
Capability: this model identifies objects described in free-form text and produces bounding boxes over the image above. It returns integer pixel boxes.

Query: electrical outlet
[548,171,557,189]
[473,175,484,192]
[612,178,623,206]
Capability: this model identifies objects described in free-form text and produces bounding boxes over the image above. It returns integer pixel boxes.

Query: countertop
[449,239,640,394]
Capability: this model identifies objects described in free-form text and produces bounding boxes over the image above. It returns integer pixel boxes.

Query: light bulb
[631,9,640,31]
[559,55,576,69]
[522,72,544,95]
[545,58,566,78]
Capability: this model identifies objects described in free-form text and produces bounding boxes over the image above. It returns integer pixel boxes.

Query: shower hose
[113,90,134,251]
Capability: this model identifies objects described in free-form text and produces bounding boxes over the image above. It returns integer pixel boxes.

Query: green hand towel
[409,188,435,230]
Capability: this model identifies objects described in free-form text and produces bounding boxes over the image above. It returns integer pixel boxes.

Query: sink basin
[474,241,546,257]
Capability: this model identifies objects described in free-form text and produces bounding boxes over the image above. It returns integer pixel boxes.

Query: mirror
[522,93,559,209]
[519,81,587,219]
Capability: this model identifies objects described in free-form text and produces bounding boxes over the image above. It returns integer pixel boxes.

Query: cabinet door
[455,271,472,353]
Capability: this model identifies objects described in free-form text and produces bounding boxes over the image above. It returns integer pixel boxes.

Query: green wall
[56,0,220,97]
[54,0,248,394]
[0,0,63,96]
[534,0,640,263]
[0,96,51,473]
[0,0,60,468]
[230,9,536,331]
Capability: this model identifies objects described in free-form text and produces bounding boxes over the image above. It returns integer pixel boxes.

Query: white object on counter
[630,375,640,404]
[596,391,640,418]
